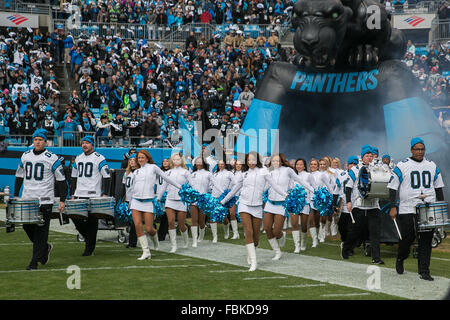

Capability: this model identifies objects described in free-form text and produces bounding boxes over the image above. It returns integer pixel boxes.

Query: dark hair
[243,151,263,171]
[192,156,209,172]
[160,158,169,171]
[270,153,291,168]
[294,158,308,174]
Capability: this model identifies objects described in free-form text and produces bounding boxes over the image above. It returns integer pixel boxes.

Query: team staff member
[14,129,67,270]
[70,135,111,257]
[387,137,445,281]
[341,145,384,264]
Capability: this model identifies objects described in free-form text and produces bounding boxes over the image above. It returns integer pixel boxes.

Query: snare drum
[416,201,450,231]
[358,165,391,200]
[7,199,42,224]
[64,199,89,219]
[89,197,115,219]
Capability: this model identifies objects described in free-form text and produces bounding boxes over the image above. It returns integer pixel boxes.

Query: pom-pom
[218,189,239,208]
[283,185,307,214]
[198,193,228,222]
[153,198,164,217]
[313,187,333,216]
[115,200,133,223]
[262,190,269,204]
[178,183,200,204]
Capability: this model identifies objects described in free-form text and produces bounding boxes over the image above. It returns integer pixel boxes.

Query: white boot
[278,231,286,248]
[223,223,230,239]
[198,227,205,242]
[300,232,308,251]
[150,233,159,250]
[137,236,151,260]
[283,219,288,230]
[331,218,338,236]
[181,229,189,248]
[168,229,177,253]
[325,219,331,237]
[231,220,240,239]
[292,230,300,253]
[268,238,282,260]
[211,223,218,243]
[246,243,257,271]
[287,216,292,229]
[310,227,319,248]
[319,222,325,243]
[191,226,198,248]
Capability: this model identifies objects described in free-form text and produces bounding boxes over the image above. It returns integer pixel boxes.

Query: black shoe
[420,273,434,281]
[396,259,404,274]
[26,263,37,270]
[82,251,94,256]
[372,259,385,265]
[341,243,349,259]
[349,249,354,256]
[40,243,53,265]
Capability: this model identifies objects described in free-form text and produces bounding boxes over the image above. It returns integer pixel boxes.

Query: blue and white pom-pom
[218,189,239,208]
[198,193,228,222]
[115,200,133,223]
[283,185,307,215]
[178,183,200,204]
[313,187,333,216]
[262,190,269,204]
[153,198,164,217]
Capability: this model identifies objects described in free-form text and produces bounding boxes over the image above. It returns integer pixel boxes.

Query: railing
[429,18,450,44]
[14,0,51,15]
[3,133,173,148]
[388,1,442,15]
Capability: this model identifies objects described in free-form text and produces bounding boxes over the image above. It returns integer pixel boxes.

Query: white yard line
[280,284,327,288]
[321,293,371,297]
[243,276,287,281]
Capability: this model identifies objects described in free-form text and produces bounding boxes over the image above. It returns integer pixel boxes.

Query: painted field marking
[280,284,327,288]
[320,292,371,297]
[0,263,221,274]
[209,270,248,273]
[243,276,287,280]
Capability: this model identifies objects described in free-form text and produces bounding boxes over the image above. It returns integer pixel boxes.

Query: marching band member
[157,152,189,253]
[70,135,111,257]
[264,154,314,260]
[220,151,288,272]
[189,156,212,247]
[229,157,244,240]
[387,137,445,281]
[122,154,138,248]
[210,159,234,242]
[292,158,315,252]
[308,158,320,247]
[341,145,384,264]
[131,150,181,259]
[14,129,67,270]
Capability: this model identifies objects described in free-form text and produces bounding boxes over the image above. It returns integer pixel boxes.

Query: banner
[392,14,436,29]
[0,12,39,28]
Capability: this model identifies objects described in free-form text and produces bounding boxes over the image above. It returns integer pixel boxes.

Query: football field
[1,209,450,300]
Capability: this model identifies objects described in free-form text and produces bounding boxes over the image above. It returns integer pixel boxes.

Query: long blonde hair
[169,152,187,169]
[126,156,140,176]
[320,157,335,176]
[332,157,342,170]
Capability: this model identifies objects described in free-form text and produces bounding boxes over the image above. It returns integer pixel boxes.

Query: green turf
[0,227,406,300]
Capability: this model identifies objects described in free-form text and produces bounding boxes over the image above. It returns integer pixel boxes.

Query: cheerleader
[189,156,212,247]
[122,154,138,248]
[317,157,339,243]
[291,158,316,253]
[308,158,321,247]
[229,157,244,239]
[220,151,287,272]
[130,150,181,260]
[157,152,190,253]
[264,154,314,260]
[329,157,343,236]
[210,159,234,242]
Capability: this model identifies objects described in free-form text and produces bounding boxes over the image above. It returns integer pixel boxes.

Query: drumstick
[350,211,355,224]
[393,218,402,240]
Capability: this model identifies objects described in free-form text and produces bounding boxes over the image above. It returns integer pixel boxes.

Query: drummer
[14,129,67,270]
[387,137,445,281]
[341,145,384,264]
[70,135,111,256]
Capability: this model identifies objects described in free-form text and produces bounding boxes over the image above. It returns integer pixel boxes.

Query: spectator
[141,114,161,146]
[95,114,111,145]
[110,112,125,146]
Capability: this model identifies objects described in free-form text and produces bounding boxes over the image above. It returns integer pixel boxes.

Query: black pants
[338,211,351,242]
[128,222,137,246]
[157,213,168,241]
[23,204,52,265]
[344,208,381,260]
[71,197,99,254]
[397,214,434,275]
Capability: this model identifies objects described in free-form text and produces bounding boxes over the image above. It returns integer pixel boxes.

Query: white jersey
[71,151,110,198]
[190,169,212,194]
[268,166,314,202]
[122,171,135,202]
[347,165,380,210]
[158,166,190,201]
[387,157,444,214]
[133,163,179,200]
[231,170,244,197]
[336,170,351,213]
[16,149,66,205]
[211,169,234,197]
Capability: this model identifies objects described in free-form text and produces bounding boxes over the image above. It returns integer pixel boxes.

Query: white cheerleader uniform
[265,166,314,216]
[211,169,234,198]
[221,167,287,219]
[190,168,212,207]
[294,170,316,215]
[158,166,190,212]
